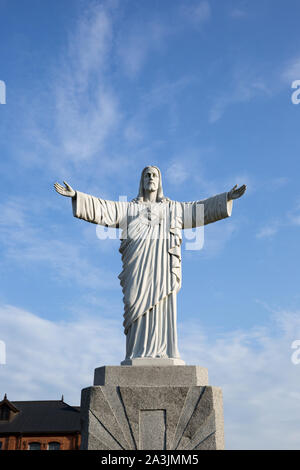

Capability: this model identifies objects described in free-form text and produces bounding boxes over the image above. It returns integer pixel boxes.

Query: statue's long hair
[133,166,170,203]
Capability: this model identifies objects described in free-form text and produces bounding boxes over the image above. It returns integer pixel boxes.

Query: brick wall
[0,433,81,450]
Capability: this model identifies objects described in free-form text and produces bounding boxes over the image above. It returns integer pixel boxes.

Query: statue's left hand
[227,184,247,201]
[54,181,76,198]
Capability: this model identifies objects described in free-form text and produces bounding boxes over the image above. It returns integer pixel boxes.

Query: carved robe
[72,192,232,361]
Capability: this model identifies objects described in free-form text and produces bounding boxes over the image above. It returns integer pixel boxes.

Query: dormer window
[0,395,19,422]
[0,404,10,421]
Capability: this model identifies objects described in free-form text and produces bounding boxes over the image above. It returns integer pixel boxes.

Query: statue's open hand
[54,181,76,198]
[227,184,247,201]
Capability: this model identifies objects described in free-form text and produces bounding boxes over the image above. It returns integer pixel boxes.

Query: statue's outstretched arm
[54,181,76,198]
[227,184,247,201]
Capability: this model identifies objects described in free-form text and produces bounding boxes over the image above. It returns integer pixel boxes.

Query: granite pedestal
[80,364,225,450]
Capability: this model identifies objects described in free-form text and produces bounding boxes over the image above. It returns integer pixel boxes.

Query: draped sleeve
[181,192,233,229]
[72,191,128,227]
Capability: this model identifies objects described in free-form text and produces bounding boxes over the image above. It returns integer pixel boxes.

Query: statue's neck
[144,190,157,203]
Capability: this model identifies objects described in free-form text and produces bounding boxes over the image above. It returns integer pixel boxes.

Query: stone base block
[94,365,209,386]
[80,366,224,450]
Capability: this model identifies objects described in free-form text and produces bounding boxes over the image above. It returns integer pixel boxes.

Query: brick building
[0,394,81,450]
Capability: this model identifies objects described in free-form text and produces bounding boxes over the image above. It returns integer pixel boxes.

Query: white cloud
[256,222,280,239]
[287,199,300,226]
[0,304,124,403]
[117,20,168,79]
[0,197,118,291]
[256,198,300,238]
[209,69,271,123]
[24,2,121,171]
[290,215,300,226]
[181,1,211,26]
[0,198,27,228]
[268,176,290,190]
[200,220,238,257]
[122,76,192,146]
[52,4,120,163]
[194,1,211,23]
[165,161,190,185]
[209,54,300,123]
[179,309,300,449]
[281,57,300,83]
[21,3,193,177]
[117,1,210,79]
[230,8,247,19]
[1,302,300,448]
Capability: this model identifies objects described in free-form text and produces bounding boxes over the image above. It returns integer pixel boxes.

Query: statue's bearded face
[143,167,159,192]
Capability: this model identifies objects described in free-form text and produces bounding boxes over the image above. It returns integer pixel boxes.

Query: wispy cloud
[287,199,300,226]
[256,198,300,239]
[52,3,120,164]
[181,0,211,27]
[165,161,190,185]
[281,57,300,84]
[25,2,121,172]
[209,72,270,123]
[230,8,247,19]
[256,222,280,239]
[117,1,211,79]
[268,176,290,190]
[200,220,238,257]
[21,2,200,178]
[0,197,118,291]
[0,198,27,228]
[117,20,168,79]
[123,76,192,144]
[209,53,300,124]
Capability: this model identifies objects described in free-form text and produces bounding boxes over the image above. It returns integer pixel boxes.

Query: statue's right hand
[54,181,76,198]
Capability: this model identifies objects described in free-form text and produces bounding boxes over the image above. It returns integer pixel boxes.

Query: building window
[48,441,61,450]
[28,442,41,450]
[0,405,10,421]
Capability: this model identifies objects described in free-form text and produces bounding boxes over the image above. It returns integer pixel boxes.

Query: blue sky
[1,0,300,449]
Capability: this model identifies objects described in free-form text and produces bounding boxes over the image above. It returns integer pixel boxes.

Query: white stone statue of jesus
[54,166,246,365]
